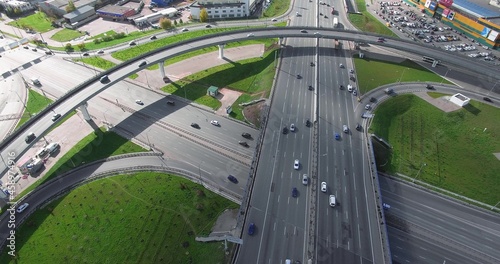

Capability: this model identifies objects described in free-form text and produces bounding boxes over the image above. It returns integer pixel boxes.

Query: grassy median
[1,172,237,263]
[370,94,500,205]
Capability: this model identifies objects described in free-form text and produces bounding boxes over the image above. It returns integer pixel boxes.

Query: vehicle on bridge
[333,17,338,28]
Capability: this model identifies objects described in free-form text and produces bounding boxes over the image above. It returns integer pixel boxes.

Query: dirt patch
[243,101,265,128]
[414,92,462,112]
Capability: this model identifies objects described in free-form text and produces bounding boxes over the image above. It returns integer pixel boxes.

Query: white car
[290,123,296,132]
[343,125,349,133]
[294,159,300,170]
[302,174,308,185]
[365,104,371,110]
[210,120,220,126]
[339,63,344,68]
[135,99,144,105]
[17,203,29,213]
[247,33,255,37]
[347,84,353,92]
[321,182,327,192]
[181,28,189,32]
[271,18,278,21]
[329,195,336,207]
[349,69,354,74]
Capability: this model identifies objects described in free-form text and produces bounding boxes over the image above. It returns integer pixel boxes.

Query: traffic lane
[388,227,482,264]
[379,176,500,235]
[381,187,500,259]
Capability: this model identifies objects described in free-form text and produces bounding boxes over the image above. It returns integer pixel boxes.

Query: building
[133,7,177,27]
[207,85,219,96]
[96,5,136,21]
[63,5,97,27]
[450,93,471,106]
[407,0,500,49]
[39,0,96,17]
[0,0,36,13]
[190,0,249,20]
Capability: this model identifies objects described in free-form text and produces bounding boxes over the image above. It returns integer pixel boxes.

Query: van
[46,142,60,154]
[36,148,49,159]
[329,195,336,207]
[100,75,110,84]
[285,259,291,264]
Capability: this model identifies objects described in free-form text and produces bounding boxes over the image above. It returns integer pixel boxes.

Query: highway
[380,176,500,264]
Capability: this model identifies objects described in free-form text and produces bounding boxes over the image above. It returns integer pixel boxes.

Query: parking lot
[373,1,500,66]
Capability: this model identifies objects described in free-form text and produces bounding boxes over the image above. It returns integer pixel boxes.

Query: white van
[31,77,41,85]
[329,195,336,207]
[285,259,291,264]
[46,142,60,154]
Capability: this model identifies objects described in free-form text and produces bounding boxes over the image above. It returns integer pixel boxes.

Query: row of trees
[158,18,185,29]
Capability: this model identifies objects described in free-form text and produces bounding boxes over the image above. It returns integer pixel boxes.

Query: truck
[334,39,340,50]
[331,7,335,14]
[333,17,338,28]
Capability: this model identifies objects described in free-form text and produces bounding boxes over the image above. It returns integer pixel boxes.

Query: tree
[199,8,208,22]
[77,42,85,51]
[159,17,172,30]
[66,0,76,13]
[173,20,178,26]
[179,18,183,24]
[65,43,73,51]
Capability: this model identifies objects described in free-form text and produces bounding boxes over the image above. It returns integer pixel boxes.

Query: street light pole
[441,68,451,84]
[198,161,204,184]
[398,68,409,83]
[487,81,499,96]
[412,163,427,183]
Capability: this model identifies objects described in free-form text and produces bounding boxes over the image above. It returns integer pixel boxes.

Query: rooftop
[453,0,500,18]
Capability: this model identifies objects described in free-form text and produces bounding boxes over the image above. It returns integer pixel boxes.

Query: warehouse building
[96,5,136,21]
[133,7,177,27]
[407,0,500,49]
[63,5,97,27]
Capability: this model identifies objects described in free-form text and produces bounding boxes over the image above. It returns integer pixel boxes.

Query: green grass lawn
[90,30,117,40]
[50,28,85,42]
[370,94,500,204]
[16,89,52,128]
[8,12,53,33]
[262,0,290,18]
[348,0,397,37]
[1,172,237,263]
[354,58,452,94]
[161,47,279,110]
[74,57,138,79]
[16,128,146,200]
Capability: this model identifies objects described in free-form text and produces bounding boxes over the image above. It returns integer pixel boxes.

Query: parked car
[242,132,252,139]
[25,132,36,143]
[191,123,200,129]
[52,113,61,121]
[248,223,256,235]
[16,203,29,213]
[227,175,238,183]
[321,182,327,192]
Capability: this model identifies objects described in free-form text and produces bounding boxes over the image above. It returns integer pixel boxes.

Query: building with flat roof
[133,7,177,26]
[190,0,249,20]
[63,5,96,25]
[0,0,35,13]
[96,5,136,21]
[40,0,96,17]
[408,0,500,49]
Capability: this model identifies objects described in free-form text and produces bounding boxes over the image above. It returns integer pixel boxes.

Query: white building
[0,0,35,13]
[190,0,249,20]
[450,93,470,107]
[133,7,177,27]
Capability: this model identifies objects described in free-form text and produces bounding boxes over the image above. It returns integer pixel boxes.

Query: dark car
[52,113,61,121]
[292,187,298,197]
[23,46,29,49]
[242,132,252,139]
[297,74,302,79]
[25,132,36,143]
[32,48,37,52]
[239,141,249,147]
[248,223,256,235]
[334,133,340,140]
[205,24,212,28]
[356,123,362,131]
[305,119,311,127]
[282,127,289,134]
[45,51,52,55]
[308,85,314,91]
[167,101,175,106]
[228,175,238,183]
[483,97,492,102]
[370,97,377,103]
[426,84,435,89]
[340,85,344,90]
[191,123,200,129]
[150,35,157,40]
[310,62,315,67]
[82,52,89,56]
[138,60,147,67]
[100,75,110,84]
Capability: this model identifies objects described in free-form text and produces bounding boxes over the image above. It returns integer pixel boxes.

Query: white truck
[333,17,338,28]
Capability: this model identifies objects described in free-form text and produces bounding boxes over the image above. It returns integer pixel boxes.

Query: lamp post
[441,68,451,84]
[412,163,427,183]
[398,68,409,83]
[198,161,205,184]
[487,80,499,96]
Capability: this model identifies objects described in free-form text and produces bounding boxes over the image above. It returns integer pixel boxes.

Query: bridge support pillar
[79,102,91,121]
[279,37,284,46]
[159,61,166,78]
[218,44,225,59]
